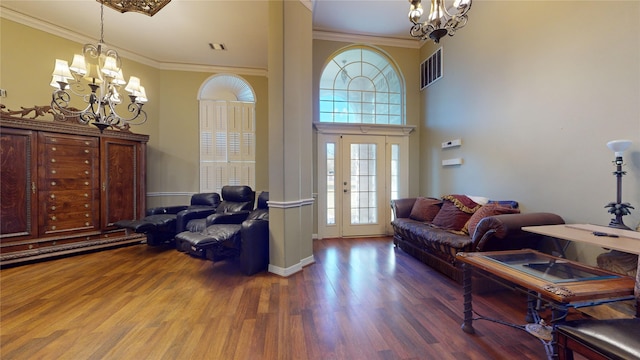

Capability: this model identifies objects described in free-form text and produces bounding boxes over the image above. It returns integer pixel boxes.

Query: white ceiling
[1,0,420,74]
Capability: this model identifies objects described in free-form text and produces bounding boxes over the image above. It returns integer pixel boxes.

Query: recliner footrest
[114,219,157,233]
[175,225,242,258]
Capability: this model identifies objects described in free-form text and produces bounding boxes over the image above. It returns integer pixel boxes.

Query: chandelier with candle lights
[408,0,472,43]
[50,1,148,132]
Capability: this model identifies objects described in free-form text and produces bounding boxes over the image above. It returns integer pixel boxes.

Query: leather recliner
[179,185,256,235]
[115,192,221,246]
[175,191,269,275]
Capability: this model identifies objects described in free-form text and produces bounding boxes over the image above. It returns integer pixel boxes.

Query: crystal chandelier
[50,1,148,132]
[408,0,472,43]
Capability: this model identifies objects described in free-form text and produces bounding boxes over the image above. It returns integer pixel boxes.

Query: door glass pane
[326,143,336,225]
[350,143,377,225]
[390,144,399,201]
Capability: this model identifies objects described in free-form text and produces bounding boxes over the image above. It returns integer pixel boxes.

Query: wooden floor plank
[2,237,575,359]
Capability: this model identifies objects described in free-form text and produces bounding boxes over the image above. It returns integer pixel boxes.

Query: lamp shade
[69,54,87,75]
[125,76,141,94]
[101,55,120,78]
[52,59,73,80]
[607,139,632,157]
[83,63,104,85]
[113,69,127,86]
[135,86,148,103]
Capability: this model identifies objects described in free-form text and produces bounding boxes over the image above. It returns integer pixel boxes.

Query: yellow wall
[0,18,269,209]
[418,1,640,264]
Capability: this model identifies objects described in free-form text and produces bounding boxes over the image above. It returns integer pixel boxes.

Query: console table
[456,249,635,360]
[522,224,640,255]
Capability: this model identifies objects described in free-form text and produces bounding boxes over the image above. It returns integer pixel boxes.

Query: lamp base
[608,218,632,230]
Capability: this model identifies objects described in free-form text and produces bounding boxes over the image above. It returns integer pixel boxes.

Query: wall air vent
[420,47,442,90]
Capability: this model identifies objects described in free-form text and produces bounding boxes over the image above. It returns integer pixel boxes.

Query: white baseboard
[268,254,315,277]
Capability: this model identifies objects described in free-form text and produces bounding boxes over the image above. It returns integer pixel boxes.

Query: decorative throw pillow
[431,195,480,231]
[409,197,442,222]
[466,203,521,237]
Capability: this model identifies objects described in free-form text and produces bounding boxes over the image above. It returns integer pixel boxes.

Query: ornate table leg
[461,262,475,334]
[526,290,538,324]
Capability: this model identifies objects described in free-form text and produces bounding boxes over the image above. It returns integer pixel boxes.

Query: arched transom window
[319,46,404,125]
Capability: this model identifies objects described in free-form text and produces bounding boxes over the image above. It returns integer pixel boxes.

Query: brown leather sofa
[391,195,565,283]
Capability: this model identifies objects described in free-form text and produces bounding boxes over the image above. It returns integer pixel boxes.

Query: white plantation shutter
[200,100,255,193]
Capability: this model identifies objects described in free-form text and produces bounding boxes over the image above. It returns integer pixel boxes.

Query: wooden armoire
[0,107,149,266]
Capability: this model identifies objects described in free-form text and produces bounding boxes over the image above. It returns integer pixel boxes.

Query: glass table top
[483,252,621,283]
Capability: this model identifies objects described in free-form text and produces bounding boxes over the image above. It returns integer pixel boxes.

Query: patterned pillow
[466,203,521,236]
[431,195,481,231]
[409,197,442,222]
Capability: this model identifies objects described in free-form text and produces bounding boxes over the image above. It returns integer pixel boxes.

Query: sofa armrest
[391,198,417,219]
[240,219,270,275]
[146,205,188,216]
[175,208,218,233]
[206,211,251,226]
[472,212,565,251]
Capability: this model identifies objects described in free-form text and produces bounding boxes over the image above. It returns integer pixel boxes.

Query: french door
[341,135,386,236]
[317,127,410,239]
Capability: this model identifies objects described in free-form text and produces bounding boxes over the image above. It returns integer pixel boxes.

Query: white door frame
[315,123,414,239]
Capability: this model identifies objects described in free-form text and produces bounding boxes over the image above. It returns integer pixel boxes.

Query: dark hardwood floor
[1,237,559,359]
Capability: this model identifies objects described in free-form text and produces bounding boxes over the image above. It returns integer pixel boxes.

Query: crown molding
[313,30,422,49]
[1,7,268,77]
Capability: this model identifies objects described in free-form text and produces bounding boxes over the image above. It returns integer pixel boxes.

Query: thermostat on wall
[442,158,463,166]
[442,139,462,149]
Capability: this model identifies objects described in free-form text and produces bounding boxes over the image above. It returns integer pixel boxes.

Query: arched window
[319,46,404,125]
[198,74,256,193]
